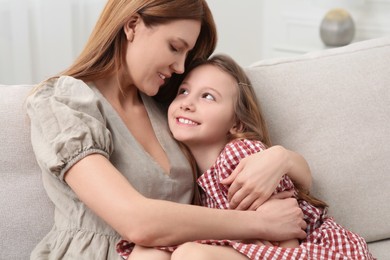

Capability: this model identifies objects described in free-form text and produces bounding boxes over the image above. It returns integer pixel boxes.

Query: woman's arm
[220,145,312,210]
[65,153,306,246]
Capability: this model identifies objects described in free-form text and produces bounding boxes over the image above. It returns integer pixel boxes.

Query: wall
[207,0,264,67]
[259,0,390,59]
[210,0,390,61]
[0,0,266,84]
[0,0,389,85]
[0,0,106,85]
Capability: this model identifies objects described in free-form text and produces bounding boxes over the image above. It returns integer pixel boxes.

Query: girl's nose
[180,101,195,111]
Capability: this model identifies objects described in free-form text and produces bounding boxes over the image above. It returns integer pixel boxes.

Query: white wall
[206,0,264,66]
[259,0,390,59]
[1,0,389,85]
[0,0,106,85]
[209,0,390,62]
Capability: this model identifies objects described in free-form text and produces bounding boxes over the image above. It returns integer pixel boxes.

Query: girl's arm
[220,145,312,210]
[65,153,307,246]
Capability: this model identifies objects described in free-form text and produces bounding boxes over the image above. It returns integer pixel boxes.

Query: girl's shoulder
[223,139,267,156]
[217,139,267,167]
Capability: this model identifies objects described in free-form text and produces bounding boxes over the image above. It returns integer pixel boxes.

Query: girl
[118,54,374,259]
[168,54,374,259]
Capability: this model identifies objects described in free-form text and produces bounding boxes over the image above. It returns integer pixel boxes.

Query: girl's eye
[178,88,189,95]
[202,93,215,101]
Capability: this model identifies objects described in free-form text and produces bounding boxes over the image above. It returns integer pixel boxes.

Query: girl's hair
[44,0,217,102]
[188,54,328,209]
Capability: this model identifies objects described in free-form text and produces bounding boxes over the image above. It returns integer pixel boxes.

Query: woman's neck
[93,75,140,110]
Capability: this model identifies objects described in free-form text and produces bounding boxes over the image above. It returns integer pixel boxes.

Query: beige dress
[26,76,193,260]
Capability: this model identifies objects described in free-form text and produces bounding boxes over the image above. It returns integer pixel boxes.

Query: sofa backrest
[0,85,54,259]
[245,37,390,244]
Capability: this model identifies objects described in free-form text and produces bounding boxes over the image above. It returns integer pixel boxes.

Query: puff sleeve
[26,76,113,181]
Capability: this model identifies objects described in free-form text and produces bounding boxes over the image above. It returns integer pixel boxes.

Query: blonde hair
[39,0,217,102]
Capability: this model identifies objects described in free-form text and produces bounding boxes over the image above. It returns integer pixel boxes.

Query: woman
[27,1,310,259]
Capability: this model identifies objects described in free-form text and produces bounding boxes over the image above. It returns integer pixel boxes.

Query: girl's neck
[187,143,226,173]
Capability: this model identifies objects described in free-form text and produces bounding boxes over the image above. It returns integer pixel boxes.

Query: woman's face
[124,17,201,96]
[168,64,238,150]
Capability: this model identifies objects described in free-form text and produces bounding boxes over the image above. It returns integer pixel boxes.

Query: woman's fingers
[269,190,295,200]
[220,164,241,185]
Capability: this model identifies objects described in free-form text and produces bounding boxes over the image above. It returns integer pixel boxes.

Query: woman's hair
[188,54,328,209]
[59,0,217,103]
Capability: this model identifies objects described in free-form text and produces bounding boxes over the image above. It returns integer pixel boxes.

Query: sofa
[1,36,389,259]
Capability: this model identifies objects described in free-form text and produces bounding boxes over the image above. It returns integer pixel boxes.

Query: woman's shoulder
[27,76,102,116]
[32,76,94,99]
[26,75,113,180]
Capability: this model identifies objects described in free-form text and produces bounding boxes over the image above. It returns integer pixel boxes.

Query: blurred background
[0,0,389,85]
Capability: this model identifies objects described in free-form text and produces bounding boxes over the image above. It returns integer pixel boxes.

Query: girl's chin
[171,134,188,143]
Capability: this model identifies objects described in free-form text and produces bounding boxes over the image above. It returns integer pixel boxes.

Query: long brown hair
[188,54,328,208]
[38,0,217,102]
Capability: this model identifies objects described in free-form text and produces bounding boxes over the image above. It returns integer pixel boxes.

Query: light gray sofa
[1,37,389,259]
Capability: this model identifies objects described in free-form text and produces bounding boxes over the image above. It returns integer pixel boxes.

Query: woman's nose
[171,56,186,74]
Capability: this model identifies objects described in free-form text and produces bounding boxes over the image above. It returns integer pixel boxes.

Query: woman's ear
[124,13,141,42]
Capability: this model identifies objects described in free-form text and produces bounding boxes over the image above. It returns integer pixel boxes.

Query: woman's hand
[255,191,307,241]
[220,145,312,210]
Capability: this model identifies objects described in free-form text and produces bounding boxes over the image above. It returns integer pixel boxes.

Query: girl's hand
[221,146,289,210]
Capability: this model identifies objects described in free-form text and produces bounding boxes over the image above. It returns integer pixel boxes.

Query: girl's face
[124,16,201,96]
[168,64,238,149]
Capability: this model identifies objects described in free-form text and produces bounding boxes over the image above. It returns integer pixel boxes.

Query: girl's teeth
[178,118,197,125]
[159,73,166,79]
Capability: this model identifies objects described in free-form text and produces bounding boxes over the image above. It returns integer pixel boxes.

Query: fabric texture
[25,76,194,260]
[0,85,54,260]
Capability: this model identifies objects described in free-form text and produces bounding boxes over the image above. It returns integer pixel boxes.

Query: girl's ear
[229,121,244,135]
[124,13,141,42]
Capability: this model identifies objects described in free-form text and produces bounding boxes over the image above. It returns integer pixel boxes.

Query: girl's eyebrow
[202,86,222,99]
[180,82,222,99]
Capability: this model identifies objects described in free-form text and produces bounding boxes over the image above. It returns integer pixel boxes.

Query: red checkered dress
[116,139,375,260]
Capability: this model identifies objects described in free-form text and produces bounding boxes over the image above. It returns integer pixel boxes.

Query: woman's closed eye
[170,44,179,53]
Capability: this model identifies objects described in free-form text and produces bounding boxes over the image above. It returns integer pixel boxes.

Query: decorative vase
[320,8,355,47]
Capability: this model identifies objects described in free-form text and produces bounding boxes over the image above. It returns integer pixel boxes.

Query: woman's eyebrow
[174,37,191,49]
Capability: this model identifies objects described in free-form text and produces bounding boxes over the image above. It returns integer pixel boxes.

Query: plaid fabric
[116,139,375,259]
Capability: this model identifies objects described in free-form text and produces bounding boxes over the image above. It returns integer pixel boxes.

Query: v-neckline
[90,85,172,176]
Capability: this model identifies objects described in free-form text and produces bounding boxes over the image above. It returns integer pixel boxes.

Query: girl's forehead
[187,64,235,85]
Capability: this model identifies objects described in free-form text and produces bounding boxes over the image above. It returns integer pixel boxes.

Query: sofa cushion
[245,37,390,244]
[0,85,54,260]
